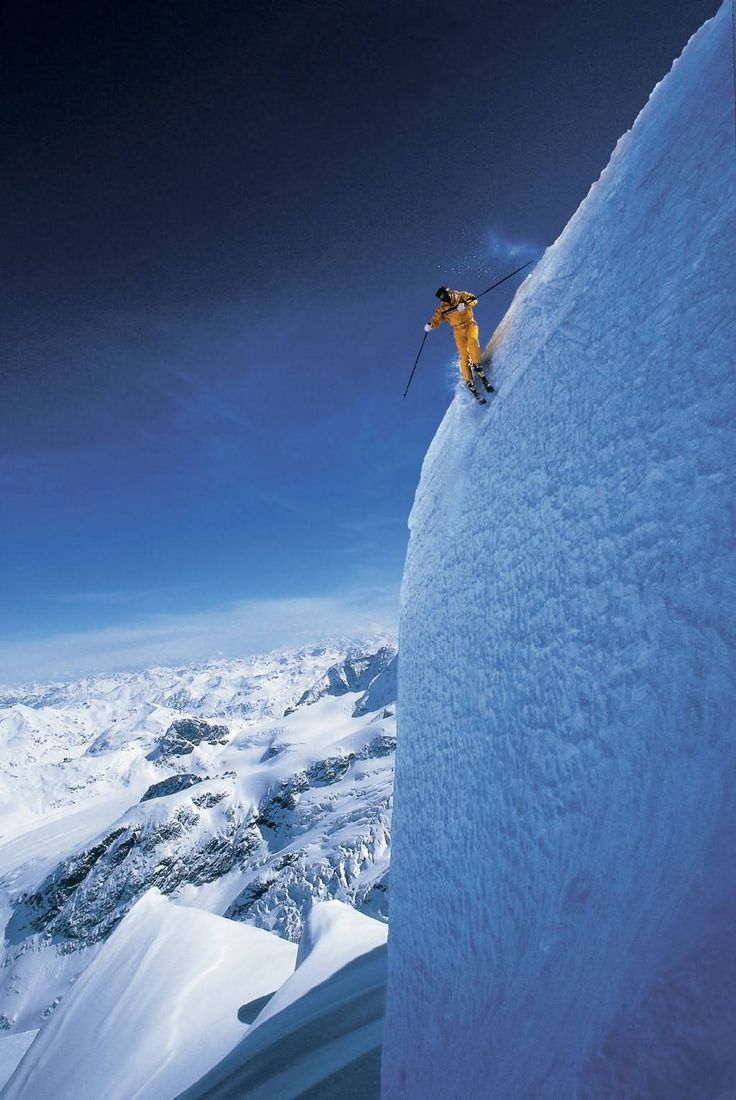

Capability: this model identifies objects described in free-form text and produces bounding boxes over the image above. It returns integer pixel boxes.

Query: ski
[474,365,494,394]
[466,381,487,405]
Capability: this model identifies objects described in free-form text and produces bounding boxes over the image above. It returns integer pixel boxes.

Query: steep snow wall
[383,7,736,1098]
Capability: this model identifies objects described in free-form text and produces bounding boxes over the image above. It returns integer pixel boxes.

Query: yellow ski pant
[453,322,482,382]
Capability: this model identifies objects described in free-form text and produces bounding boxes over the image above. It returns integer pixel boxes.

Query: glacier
[383,5,736,1098]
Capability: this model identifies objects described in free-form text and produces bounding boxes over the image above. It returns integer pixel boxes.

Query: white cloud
[0,588,398,686]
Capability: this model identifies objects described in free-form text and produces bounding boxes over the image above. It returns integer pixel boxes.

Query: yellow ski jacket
[428,290,478,330]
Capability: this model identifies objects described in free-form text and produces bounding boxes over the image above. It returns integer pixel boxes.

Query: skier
[424,287,494,404]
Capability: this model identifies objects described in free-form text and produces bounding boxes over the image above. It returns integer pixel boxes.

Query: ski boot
[465,379,487,405]
[473,364,494,394]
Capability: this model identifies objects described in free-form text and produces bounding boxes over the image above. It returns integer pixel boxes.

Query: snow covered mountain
[0,639,395,1094]
[384,6,735,1099]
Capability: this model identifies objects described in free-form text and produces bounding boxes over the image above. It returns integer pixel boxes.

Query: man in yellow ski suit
[425,286,493,402]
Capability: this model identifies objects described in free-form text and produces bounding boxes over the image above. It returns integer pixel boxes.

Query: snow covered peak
[288,646,396,713]
[295,898,389,970]
[253,899,388,1029]
[178,899,389,1099]
[384,7,736,1098]
[2,889,297,1100]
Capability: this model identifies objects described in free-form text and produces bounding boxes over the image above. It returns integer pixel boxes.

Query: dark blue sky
[0,0,719,679]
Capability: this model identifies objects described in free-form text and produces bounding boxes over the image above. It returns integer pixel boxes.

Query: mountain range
[0,639,396,1095]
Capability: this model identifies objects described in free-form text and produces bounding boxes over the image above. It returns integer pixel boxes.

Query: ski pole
[403,330,429,399]
[441,258,536,317]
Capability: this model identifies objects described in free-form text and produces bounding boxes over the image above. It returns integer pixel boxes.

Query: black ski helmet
[435,286,451,302]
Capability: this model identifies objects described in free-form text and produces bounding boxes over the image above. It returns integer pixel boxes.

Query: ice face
[382,5,736,1098]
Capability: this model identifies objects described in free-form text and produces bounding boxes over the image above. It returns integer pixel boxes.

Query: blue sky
[0,0,717,682]
[1,232,531,680]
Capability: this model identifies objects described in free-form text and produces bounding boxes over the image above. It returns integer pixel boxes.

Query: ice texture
[383,6,736,1098]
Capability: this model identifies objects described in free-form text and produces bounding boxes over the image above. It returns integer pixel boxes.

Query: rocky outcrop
[222,748,392,940]
[358,732,396,759]
[352,653,397,717]
[139,774,204,802]
[254,755,354,835]
[6,795,260,948]
[224,814,391,941]
[285,646,396,714]
[147,718,230,761]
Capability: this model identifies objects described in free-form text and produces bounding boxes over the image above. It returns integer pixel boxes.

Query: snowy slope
[255,898,388,1029]
[181,900,388,1100]
[0,1033,36,1093]
[0,640,395,1042]
[3,890,297,1100]
[384,6,735,1099]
